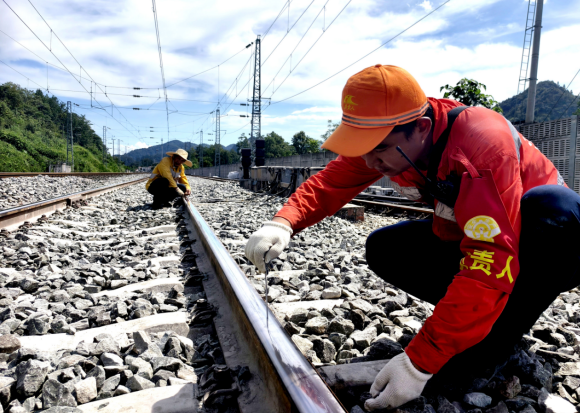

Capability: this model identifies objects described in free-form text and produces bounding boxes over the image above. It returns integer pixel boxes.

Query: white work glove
[365,352,432,411]
[245,221,293,273]
[174,187,184,197]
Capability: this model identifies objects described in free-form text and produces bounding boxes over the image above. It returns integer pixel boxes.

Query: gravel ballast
[0,174,149,211]
[0,182,228,411]
[188,176,580,413]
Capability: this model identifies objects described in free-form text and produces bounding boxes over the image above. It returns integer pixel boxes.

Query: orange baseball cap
[321,65,428,157]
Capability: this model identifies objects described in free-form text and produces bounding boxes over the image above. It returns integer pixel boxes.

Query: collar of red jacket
[387,98,465,183]
[428,97,466,147]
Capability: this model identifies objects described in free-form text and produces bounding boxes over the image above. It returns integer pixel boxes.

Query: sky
[1,0,580,156]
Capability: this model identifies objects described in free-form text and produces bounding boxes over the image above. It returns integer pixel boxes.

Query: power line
[151,0,170,142]
[538,67,580,123]
[270,0,451,104]
[23,0,143,139]
[218,49,255,108]
[261,0,316,68]
[2,27,252,104]
[3,0,142,140]
[0,29,92,83]
[165,46,250,88]
[0,59,47,91]
[262,0,332,96]
[262,1,291,42]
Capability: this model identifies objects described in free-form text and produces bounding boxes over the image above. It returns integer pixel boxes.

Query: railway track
[0,176,348,412]
[1,175,575,413]
[0,173,140,179]
[191,175,433,216]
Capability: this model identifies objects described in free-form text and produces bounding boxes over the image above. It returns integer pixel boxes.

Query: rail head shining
[185,199,345,413]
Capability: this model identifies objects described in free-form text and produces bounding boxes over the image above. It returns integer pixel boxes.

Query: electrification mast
[250,35,262,163]
[67,101,74,171]
[215,109,221,177]
[199,130,204,176]
[517,0,537,96]
[102,126,107,162]
[525,0,544,123]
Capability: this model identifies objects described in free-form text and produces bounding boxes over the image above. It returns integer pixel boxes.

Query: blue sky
[1,0,579,154]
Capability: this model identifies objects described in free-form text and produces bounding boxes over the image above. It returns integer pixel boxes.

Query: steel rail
[184,198,346,412]
[0,172,140,178]
[0,177,148,231]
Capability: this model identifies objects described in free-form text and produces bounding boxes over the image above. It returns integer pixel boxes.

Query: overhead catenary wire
[1,27,250,107]
[261,1,292,42]
[262,0,332,96]
[2,0,142,141]
[0,59,48,91]
[151,0,170,141]
[261,0,316,68]
[537,67,580,123]
[20,0,143,139]
[269,0,452,105]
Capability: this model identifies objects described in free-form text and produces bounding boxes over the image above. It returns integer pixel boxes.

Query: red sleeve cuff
[274,206,302,231]
[405,331,451,374]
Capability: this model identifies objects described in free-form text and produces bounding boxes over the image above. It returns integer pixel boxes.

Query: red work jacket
[275,97,564,373]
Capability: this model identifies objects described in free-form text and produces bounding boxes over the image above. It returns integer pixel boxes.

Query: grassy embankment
[0,82,125,172]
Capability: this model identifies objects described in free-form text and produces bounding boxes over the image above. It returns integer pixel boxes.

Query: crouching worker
[244,65,580,410]
[146,148,192,209]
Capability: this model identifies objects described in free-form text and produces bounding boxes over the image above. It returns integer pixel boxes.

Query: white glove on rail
[245,221,293,273]
[364,352,432,411]
[174,187,185,197]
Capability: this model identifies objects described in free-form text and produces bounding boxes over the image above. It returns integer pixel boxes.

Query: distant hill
[499,81,578,123]
[0,82,125,172]
[123,140,195,164]
[123,140,238,166]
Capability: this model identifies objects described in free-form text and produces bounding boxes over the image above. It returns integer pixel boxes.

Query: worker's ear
[416,117,431,135]
[416,117,432,140]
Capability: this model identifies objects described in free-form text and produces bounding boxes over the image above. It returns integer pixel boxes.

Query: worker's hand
[174,187,185,197]
[364,352,432,411]
[184,188,191,196]
[245,221,293,273]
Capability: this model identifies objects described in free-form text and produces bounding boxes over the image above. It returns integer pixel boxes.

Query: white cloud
[1,0,579,148]
[419,1,433,12]
[291,106,342,115]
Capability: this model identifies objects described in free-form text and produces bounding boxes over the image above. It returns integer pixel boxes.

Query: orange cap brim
[321,122,394,157]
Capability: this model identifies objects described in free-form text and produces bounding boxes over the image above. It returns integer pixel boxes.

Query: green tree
[235,133,250,154]
[320,119,340,141]
[0,82,122,172]
[575,100,580,116]
[440,78,503,113]
[194,145,214,167]
[291,131,322,155]
[264,131,295,158]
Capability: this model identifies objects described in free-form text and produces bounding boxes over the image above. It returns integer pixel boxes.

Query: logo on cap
[343,95,358,111]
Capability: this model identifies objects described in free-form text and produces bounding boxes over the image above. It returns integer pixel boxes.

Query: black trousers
[147,178,186,206]
[365,185,580,376]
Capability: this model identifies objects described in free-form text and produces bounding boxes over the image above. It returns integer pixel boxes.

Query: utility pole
[197,130,204,176]
[215,109,221,177]
[525,0,544,123]
[161,138,164,161]
[250,35,262,163]
[102,126,107,162]
[67,101,74,172]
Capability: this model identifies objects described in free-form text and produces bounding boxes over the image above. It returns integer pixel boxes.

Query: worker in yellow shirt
[146,149,192,209]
